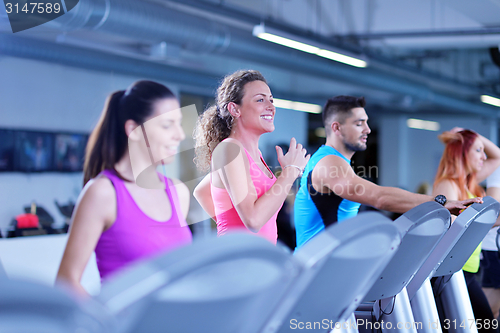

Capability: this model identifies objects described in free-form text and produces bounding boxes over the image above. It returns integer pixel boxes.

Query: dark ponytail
[84,80,176,185]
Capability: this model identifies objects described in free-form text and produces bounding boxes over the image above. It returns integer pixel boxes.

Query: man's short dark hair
[322,96,366,128]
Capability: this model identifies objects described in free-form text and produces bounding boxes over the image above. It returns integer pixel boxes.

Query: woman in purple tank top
[192,70,309,244]
[57,80,192,295]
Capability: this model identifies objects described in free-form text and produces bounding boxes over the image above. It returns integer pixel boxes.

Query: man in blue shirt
[294,95,480,248]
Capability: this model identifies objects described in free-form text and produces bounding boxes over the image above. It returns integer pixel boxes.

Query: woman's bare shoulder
[84,175,115,197]
[433,179,460,199]
[213,138,244,152]
[78,175,116,214]
[212,138,245,167]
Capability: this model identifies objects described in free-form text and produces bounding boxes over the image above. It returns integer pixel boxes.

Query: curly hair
[434,129,485,200]
[193,70,267,171]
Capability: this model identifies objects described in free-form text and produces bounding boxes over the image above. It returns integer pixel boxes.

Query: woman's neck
[114,152,163,188]
[114,153,134,180]
[229,127,261,157]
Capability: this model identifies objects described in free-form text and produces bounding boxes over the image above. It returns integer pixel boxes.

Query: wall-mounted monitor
[15,131,54,172]
[0,129,15,171]
[54,133,88,172]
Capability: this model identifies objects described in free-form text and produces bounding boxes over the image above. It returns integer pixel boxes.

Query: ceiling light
[316,49,368,68]
[273,98,322,114]
[253,24,368,68]
[481,95,500,107]
[406,118,440,131]
[256,33,319,54]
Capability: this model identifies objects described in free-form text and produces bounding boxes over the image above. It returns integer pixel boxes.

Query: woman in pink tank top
[193,70,310,244]
[56,81,192,295]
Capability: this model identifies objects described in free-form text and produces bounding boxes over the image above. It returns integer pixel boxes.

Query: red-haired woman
[433,127,500,331]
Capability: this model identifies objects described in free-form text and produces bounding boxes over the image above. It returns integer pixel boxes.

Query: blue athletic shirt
[294,145,361,249]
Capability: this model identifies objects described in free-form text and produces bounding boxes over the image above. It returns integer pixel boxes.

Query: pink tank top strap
[242,149,273,177]
[241,147,276,197]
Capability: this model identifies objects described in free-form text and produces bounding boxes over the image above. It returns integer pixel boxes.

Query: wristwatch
[434,194,447,206]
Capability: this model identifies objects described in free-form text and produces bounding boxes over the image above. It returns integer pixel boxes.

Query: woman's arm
[476,132,500,183]
[56,177,115,296]
[193,174,216,220]
[487,186,500,227]
[212,138,309,232]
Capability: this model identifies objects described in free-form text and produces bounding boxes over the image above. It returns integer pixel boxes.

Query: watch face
[435,195,446,205]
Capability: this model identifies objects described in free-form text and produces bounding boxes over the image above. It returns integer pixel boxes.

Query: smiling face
[467,137,486,173]
[338,107,371,152]
[234,80,275,134]
[143,98,185,165]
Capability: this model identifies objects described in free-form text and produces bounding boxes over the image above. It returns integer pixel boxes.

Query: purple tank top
[94,170,192,281]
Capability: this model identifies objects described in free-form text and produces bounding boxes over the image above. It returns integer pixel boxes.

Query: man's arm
[313,155,479,214]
